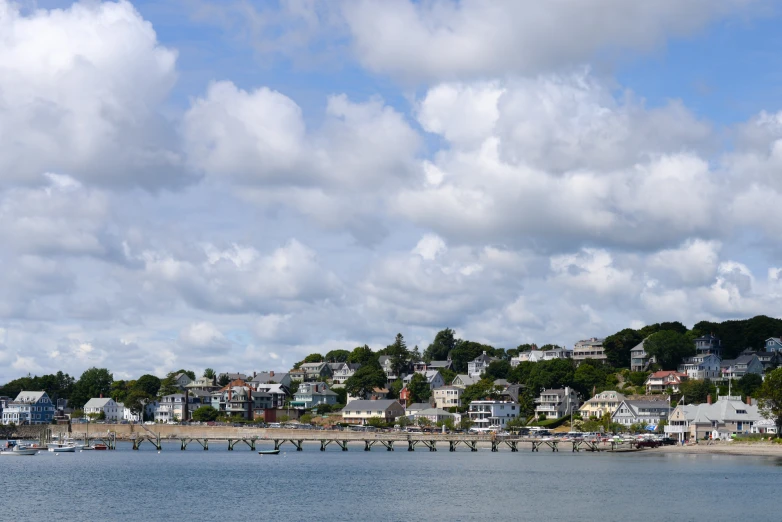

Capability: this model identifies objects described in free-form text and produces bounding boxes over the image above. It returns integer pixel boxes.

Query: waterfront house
[572,338,607,364]
[720,354,763,380]
[578,390,625,419]
[678,353,722,380]
[630,339,654,372]
[433,386,463,409]
[300,362,333,382]
[765,337,782,352]
[611,399,670,429]
[402,370,445,390]
[412,408,456,425]
[83,397,123,422]
[468,351,499,377]
[123,401,157,423]
[329,363,361,385]
[1,391,56,425]
[405,402,432,416]
[342,399,405,425]
[468,400,519,428]
[645,371,687,394]
[534,387,579,420]
[154,393,202,422]
[290,382,338,409]
[664,395,761,441]
[694,334,722,357]
[248,371,292,389]
[452,374,479,388]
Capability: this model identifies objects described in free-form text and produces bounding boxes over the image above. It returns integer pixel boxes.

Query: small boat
[47,442,77,453]
[1,444,38,456]
[91,444,108,451]
[257,449,280,455]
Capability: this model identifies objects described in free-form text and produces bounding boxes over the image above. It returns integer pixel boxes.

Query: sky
[1,0,782,382]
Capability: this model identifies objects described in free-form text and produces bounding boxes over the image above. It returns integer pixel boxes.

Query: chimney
[228,387,233,401]
[99,393,103,399]
[747,395,752,406]
[707,394,712,405]
[253,371,257,378]
[270,371,274,377]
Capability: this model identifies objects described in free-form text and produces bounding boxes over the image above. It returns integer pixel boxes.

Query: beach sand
[651,441,782,457]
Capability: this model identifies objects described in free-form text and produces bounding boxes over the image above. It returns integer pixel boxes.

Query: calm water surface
[1,441,779,521]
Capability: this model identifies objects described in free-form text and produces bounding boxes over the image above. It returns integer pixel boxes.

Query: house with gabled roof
[452,374,479,388]
[1,391,56,425]
[765,337,782,353]
[342,399,405,425]
[468,351,499,377]
[664,395,762,441]
[720,354,763,380]
[299,362,333,382]
[611,399,670,429]
[645,370,687,394]
[83,397,123,422]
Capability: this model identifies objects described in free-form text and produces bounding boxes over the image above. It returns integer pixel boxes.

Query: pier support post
[296,440,303,451]
[408,441,415,452]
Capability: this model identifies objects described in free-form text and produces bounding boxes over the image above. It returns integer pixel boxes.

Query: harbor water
[1,442,779,521]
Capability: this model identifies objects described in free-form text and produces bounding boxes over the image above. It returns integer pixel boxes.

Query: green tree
[390,378,404,399]
[677,379,714,404]
[70,368,114,408]
[300,413,313,424]
[644,331,695,370]
[314,403,334,415]
[424,328,457,362]
[134,374,161,397]
[396,415,412,427]
[347,345,376,365]
[436,418,456,431]
[460,417,474,430]
[386,333,410,378]
[331,386,347,406]
[110,380,129,403]
[217,374,230,387]
[449,340,495,373]
[484,360,511,380]
[124,390,152,420]
[572,359,611,398]
[407,373,432,404]
[417,416,432,427]
[325,350,351,363]
[737,373,763,398]
[603,329,644,368]
[192,405,218,422]
[526,359,576,395]
[462,378,503,404]
[344,363,387,399]
[203,368,216,379]
[366,416,386,428]
[758,367,782,434]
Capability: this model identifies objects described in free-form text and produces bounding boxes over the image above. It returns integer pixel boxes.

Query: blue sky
[1,0,781,381]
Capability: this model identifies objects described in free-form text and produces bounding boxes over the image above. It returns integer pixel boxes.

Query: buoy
[157,451,161,454]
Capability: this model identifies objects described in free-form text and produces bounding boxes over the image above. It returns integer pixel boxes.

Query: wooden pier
[124,432,642,453]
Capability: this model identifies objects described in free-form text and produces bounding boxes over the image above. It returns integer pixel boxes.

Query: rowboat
[257,449,280,455]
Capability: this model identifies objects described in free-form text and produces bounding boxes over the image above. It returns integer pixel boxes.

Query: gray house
[720,354,764,380]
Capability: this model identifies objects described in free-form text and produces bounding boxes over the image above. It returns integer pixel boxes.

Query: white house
[612,399,670,429]
[122,401,158,422]
[678,353,722,380]
[534,387,579,420]
[412,408,456,424]
[572,338,607,364]
[578,390,625,419]
[83,397,123,422]
[511,348,572,367]
[468,400,519,428]
[329,363,361,384]
[665,395,761,441]
[468,352,499,377]
[402,370,445,390]
[342,399,405,425]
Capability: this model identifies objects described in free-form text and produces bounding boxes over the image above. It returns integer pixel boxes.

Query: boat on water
[91,444,108,451]
[258,449,280,455]
[1,441,39,456]
[47,442,77,453]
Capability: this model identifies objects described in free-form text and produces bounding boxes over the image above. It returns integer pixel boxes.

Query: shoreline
[649,442,782,457]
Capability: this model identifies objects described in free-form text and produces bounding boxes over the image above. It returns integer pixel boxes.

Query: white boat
[47,442,77,453]
[1,442,39,456]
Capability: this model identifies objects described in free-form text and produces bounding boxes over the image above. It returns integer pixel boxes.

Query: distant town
[2,315,782,442]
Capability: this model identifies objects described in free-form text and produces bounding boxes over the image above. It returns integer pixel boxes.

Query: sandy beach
[651,442,782,457]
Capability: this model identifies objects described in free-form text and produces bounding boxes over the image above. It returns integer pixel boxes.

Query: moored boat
[47,442,77,453]
[91,443,108,450]
[1,441,38,456]
[258,449,280,455]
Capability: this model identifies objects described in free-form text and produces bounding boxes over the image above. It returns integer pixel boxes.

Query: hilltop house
[378,356,402,381]
[468,352,499,377]
[329,363,361,384]
[299,362,333,382]
[468,400,519,428]
[251,383,288,408]
[611,399,670,428]
[185,377,219,393]
[578,390,625,419]
[645,371,688,394]
[534,387,579,420]
[694,334,722,357]
[172,373,193,389]
[426,360,454,372]
[740,348,782,373]
[678,353,722,380]
[83,397,123,422]
[452,374,479,388]
[511,347,572,366]
[248,371,292,389]
[1,391,56,425]
[630,339,653,372]
[342,399,405,425]
[402,370,445,390]
[572,338,607,364]
[720,354,764,380]
[765,337,782,352]
[665,395,761,441]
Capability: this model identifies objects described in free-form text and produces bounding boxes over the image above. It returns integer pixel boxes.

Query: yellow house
[578,390,625,419]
